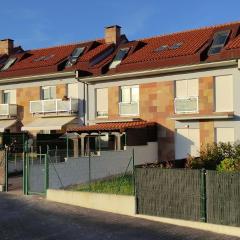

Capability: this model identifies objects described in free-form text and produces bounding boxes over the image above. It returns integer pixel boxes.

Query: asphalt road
[0,193,239,240]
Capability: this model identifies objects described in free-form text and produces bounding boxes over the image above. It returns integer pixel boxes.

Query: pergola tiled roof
[67,121,156,133]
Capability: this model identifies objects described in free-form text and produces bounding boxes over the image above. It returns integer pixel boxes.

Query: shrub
[185,142,239,170]
[217,158,240,172]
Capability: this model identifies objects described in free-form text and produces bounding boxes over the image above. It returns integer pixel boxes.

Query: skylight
[155,45,169,52]
[154,42,182,52]
[208,30,230,55]
[33,54,55,62]
[109,48,130,69]
[1,57,17,71]
[170,42,183,49]
[65,47,85,67]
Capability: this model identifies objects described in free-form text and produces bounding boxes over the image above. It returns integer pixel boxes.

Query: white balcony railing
[30,98,78,114]
[119,102,139,116]
[174,96,198,114]
[0,104,17,117]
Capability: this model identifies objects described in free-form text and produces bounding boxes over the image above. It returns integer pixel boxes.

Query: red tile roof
[1,21,240,80]
[67,121,156,132]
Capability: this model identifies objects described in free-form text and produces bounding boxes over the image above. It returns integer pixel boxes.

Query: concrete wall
[30,142,158,190]
[47,189,135,215]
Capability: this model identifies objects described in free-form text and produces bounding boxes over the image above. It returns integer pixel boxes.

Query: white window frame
[175,79,199,114]
[41,86,56,100]
[119,85,139,116]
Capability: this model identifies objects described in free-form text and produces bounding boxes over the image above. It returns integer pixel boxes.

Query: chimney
[0,39,14,55]
[104,25,121,45]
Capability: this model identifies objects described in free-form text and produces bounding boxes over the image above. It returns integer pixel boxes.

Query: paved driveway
[0,193,239,240]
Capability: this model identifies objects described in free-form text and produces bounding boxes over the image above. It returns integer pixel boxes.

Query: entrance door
[175,128,200,160]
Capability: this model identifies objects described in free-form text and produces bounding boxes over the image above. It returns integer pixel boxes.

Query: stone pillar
[80,133,88,156]
[111,132,122,151]
[73,138,79,158]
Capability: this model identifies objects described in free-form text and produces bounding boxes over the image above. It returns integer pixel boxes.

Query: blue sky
[1,0,240,50]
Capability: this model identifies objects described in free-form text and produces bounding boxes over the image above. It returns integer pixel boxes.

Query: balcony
[30,98,78,115]
[174,96,198,114]
[119,102,139,116]
[0,104,17,118]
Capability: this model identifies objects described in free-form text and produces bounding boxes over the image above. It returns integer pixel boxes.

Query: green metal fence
[135,168,240,226]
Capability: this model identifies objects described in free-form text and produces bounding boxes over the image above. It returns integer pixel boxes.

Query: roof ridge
[138,20,240,41]
[26,38,104,52]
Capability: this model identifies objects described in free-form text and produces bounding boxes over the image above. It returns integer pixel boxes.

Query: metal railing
[174,96,198,114]
[30,98,78,114]
[0,104,17,117]
[119,102,139,116]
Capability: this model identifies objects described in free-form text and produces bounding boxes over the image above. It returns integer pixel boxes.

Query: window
[3,89,16,104]
[33,54,55,62]
[208,30,230,55]
[1,57,17,71]
[41,86,56,100]
[121,85,139,103]
[175,79,199,114]
[215,75,233,112]
[215,128,234,143]
[119,85,139,116]
[96,88,108,117]
[169,42,183,49]
[109,48,130,69]
[90,47,115,66]
[65,47,85,67]
[175,79,198,98]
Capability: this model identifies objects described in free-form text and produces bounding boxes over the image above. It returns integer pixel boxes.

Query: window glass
[1,58,17,71]
[42,86,56,100]
[109,48,130,69]
[3,90,16,104]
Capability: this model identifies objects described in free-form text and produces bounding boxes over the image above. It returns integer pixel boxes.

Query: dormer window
[1,57,17,71]
[65,47,85,67]
[109,48,130,69]
[208,30,230,55]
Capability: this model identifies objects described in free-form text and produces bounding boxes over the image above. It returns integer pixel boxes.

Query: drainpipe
[75,70,89,126]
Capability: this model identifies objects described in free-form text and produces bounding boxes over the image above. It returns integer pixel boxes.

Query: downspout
[75,70,89,126]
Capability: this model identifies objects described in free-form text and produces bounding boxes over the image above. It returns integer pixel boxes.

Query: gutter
[76,60,238,83]
[0,71,75,84]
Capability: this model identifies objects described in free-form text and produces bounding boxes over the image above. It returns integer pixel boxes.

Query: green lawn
[67,174,134,195]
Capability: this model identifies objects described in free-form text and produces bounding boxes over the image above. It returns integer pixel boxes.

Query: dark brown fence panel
[206,171,240,226]
[135,168,201,221]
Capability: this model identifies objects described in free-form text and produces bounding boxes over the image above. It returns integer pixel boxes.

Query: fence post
[5,148,8,192]
[132,148,138,214]
[200,168,207,222]
[88,137,91,191]
[45,154,49,193]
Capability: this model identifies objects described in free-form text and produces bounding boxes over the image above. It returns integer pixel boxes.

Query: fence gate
[4,133,28,193]
[25,153,49,195]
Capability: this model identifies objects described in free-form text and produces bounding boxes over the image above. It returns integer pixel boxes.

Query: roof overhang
[76,60,238,83]
[0,71,75,85]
